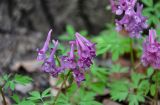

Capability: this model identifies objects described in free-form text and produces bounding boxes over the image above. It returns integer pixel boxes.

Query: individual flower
[109,0,117,13]
[37,29,52,61]
[141,29,160,69]
[72,68,85,86]
[76,32,96,58]
[41,40,59,73]
[110,0,137,15]
[51,67,64,77]
[133,3,148,29]
[60,41,77,69]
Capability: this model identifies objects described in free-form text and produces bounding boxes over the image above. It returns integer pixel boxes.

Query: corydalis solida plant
[37,30,96,85]
[110,0,148,38]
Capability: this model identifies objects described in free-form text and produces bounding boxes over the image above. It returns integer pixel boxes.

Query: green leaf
[66,24,75,35]
[42,88,51,98]
[141,0,153,7]
[131,73,145,88]
[96,44,110,55]
[157,29,160,36]
[90,63,108,82]
[14,74,32,85]
[142,8,154,17]
[152,16,160,25]
[27,97,41,101]
[89,82,105,94]
[9,81,15,90]
[58,25,88,41]
[80,101,102,105]
[150,84,156,96]
[3,74,10,81]
[12,94,20,103]
[154,3,160,18]
[56,94,71,105]
[78,91,102,105]
[4,81,10,89]
[28,91,41,100]
[110,81,129,101]
[18,100,35,105]
[66,83,77,97]
[147,67,154,77]
[138,80,150,95]
[79,30,88,36]
[93,25,130,60]
[110,64,128,73]
[58,34,74,41]
[128,94,145,105]
[112,51,119,61]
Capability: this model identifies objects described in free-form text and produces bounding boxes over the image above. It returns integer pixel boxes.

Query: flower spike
[141,29,160,69]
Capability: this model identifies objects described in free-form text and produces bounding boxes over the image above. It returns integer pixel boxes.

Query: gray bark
[0,0,112,68]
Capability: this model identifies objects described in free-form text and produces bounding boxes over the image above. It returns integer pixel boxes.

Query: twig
[0,85,7,105]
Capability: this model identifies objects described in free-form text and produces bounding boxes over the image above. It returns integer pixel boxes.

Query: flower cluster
[110,0,148,38]
[37,30,96,85]
[141,29,160,69]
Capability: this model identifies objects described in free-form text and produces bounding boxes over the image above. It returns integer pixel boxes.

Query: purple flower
[110,0,137,15]
[75,32,96,69]
[59,33,96,85]
[51,67,64,77]
[41,40,59,73]
[109,0,118,13]
[72,68,85,86]
[116,3,148,38]
[141,29,160,69]
[38,31,96,86]
[76,32,96,59]
[37,29,52,61]
[110,0,148,38]
[77,57,93,70]
[60,41,77,69]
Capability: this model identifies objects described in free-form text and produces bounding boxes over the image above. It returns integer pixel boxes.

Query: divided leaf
[14,74,32,85]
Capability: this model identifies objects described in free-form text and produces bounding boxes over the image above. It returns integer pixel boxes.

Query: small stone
[15,83,33,94]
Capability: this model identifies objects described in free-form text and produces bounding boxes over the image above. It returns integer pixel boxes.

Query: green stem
[0,85,7,105]
[52,71,71,105]
[154,70,159,105]
[130,38,135,70]
[40,98,45,104]
[135,63,141,70]
[55,55,61,66]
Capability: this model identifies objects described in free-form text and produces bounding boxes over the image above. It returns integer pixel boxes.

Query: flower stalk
[154,70,159,105]
[130,38,135,70]
[52,71,71,105]
[0,85,7,105]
